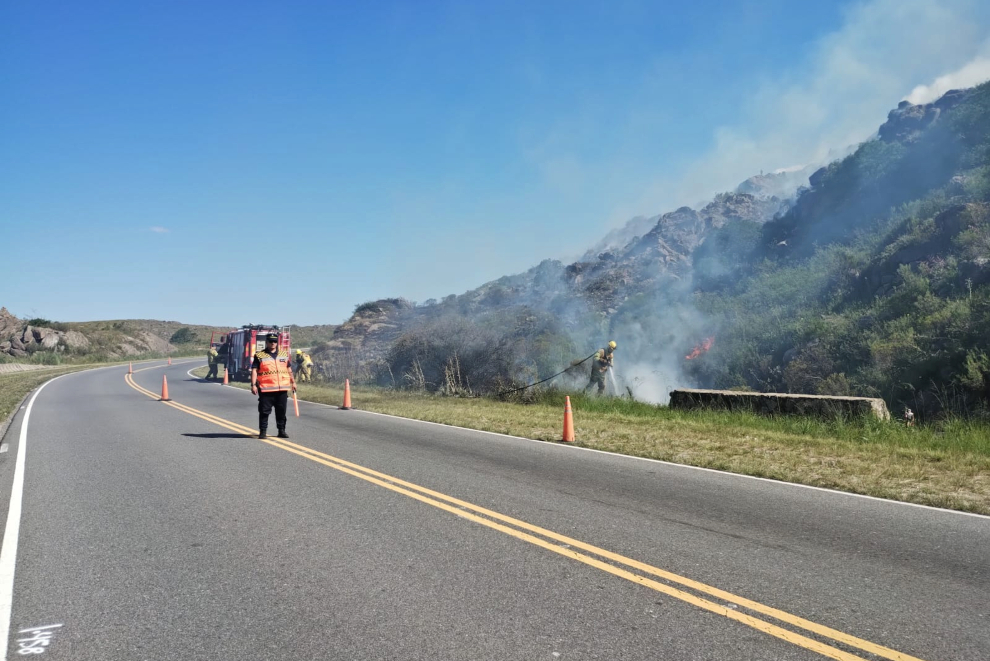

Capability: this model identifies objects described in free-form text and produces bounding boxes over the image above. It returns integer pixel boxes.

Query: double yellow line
[124,366,927,661]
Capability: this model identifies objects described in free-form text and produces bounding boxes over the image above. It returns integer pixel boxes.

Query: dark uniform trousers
[258,390,289,432]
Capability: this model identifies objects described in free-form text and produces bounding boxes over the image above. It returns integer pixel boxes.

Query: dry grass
[190,370,990,516]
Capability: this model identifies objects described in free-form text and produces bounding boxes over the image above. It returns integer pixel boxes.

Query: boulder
[0,307,21,340]
[10,337,25,351]
[32,327,61,349]
[62,330,90,350]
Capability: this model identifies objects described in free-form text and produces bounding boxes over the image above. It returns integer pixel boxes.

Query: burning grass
[191,367,990,515]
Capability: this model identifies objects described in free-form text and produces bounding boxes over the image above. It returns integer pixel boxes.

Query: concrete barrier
[669,388,891,420]
[0,364,60,374]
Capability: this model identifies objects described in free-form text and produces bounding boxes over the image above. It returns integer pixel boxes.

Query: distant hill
[0,309,224,362]
[0,309,337,363]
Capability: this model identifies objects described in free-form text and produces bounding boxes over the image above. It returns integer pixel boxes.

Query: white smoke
[905,53,990,104]
[619,0,990,219]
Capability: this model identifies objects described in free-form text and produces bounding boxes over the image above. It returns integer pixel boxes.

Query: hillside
[312,82,990,419]
[687,82,990,416]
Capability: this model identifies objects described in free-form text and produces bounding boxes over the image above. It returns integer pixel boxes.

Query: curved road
[0,361,987,660]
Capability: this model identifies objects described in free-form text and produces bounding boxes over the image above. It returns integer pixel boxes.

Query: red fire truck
[209,325,292,382]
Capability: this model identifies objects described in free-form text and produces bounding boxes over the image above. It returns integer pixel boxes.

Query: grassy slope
[192,367,990,516]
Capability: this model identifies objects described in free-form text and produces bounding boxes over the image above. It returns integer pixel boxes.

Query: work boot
[258,430,267,439]
[277,430,289,439]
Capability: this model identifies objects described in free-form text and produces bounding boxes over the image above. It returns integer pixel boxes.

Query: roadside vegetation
[0,347,201,366]
[191,366,990,515]
[0,365,106,431]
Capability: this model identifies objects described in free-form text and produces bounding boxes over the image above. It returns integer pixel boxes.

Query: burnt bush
[377,308,575,394]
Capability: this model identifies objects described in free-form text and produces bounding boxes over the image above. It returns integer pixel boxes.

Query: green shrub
[169,327,195,344]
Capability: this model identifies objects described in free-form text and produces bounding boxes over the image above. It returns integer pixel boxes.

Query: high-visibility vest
[254,350,293,391]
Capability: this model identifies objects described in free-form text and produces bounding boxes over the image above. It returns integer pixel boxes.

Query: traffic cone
[128,362,133,375]
[160,374,171,402]
[293,391,300,417]
[222,368,229,385]
[341,379,352,410]
[167,357,172,366]
[562,396,575,442]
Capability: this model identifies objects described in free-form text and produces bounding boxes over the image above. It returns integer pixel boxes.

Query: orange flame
[685,336,715,360]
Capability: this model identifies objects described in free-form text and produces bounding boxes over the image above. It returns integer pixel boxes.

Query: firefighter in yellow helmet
[585,340,616,395]
[206,345,220,380]
[295,349,314,382]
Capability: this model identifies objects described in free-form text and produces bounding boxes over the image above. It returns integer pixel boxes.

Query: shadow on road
[181,433,253,439]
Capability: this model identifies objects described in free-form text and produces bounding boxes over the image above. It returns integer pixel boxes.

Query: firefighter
[295,349,314,382]
[250,332,296,439]
[585,340,617,395]
[206,346,220,380]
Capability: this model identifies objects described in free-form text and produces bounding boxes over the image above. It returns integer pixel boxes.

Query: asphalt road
[0,360,987,660]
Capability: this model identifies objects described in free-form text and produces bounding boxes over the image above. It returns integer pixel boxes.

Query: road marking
[0,362,195,658]
[14,624,61,656]
[0,446,7,455]
[199,379,990,520]
[0,376,68,661]
[123,373,929,661]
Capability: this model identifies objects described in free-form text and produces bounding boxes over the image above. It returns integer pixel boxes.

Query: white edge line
[0,360,151,656]
[0,373,73,661]
[353,409,990,519]
[188,378,990,521]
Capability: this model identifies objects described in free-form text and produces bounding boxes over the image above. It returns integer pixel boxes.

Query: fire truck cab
[210,325,291,382]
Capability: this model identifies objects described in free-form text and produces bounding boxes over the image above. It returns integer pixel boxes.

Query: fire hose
[496,352,598,397]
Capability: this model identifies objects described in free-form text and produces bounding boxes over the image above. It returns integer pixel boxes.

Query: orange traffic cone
[562,396,575,442]
[160,374,171,402]
[293,391,300,417]
[128,362,133,375]
[341,379,352,410]
[222,367,229,385]
[167,357,172,366]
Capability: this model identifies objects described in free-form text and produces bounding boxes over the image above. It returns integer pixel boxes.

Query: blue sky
[3,0,990,326]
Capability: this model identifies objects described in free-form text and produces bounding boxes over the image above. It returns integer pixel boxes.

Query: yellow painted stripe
[122,373,928,661]
[130,359,201,375]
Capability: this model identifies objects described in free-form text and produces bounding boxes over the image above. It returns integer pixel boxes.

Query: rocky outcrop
[308,299,415,381]
[0,307,178,358]
[878,89,968,143]
[0,308,20,341]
